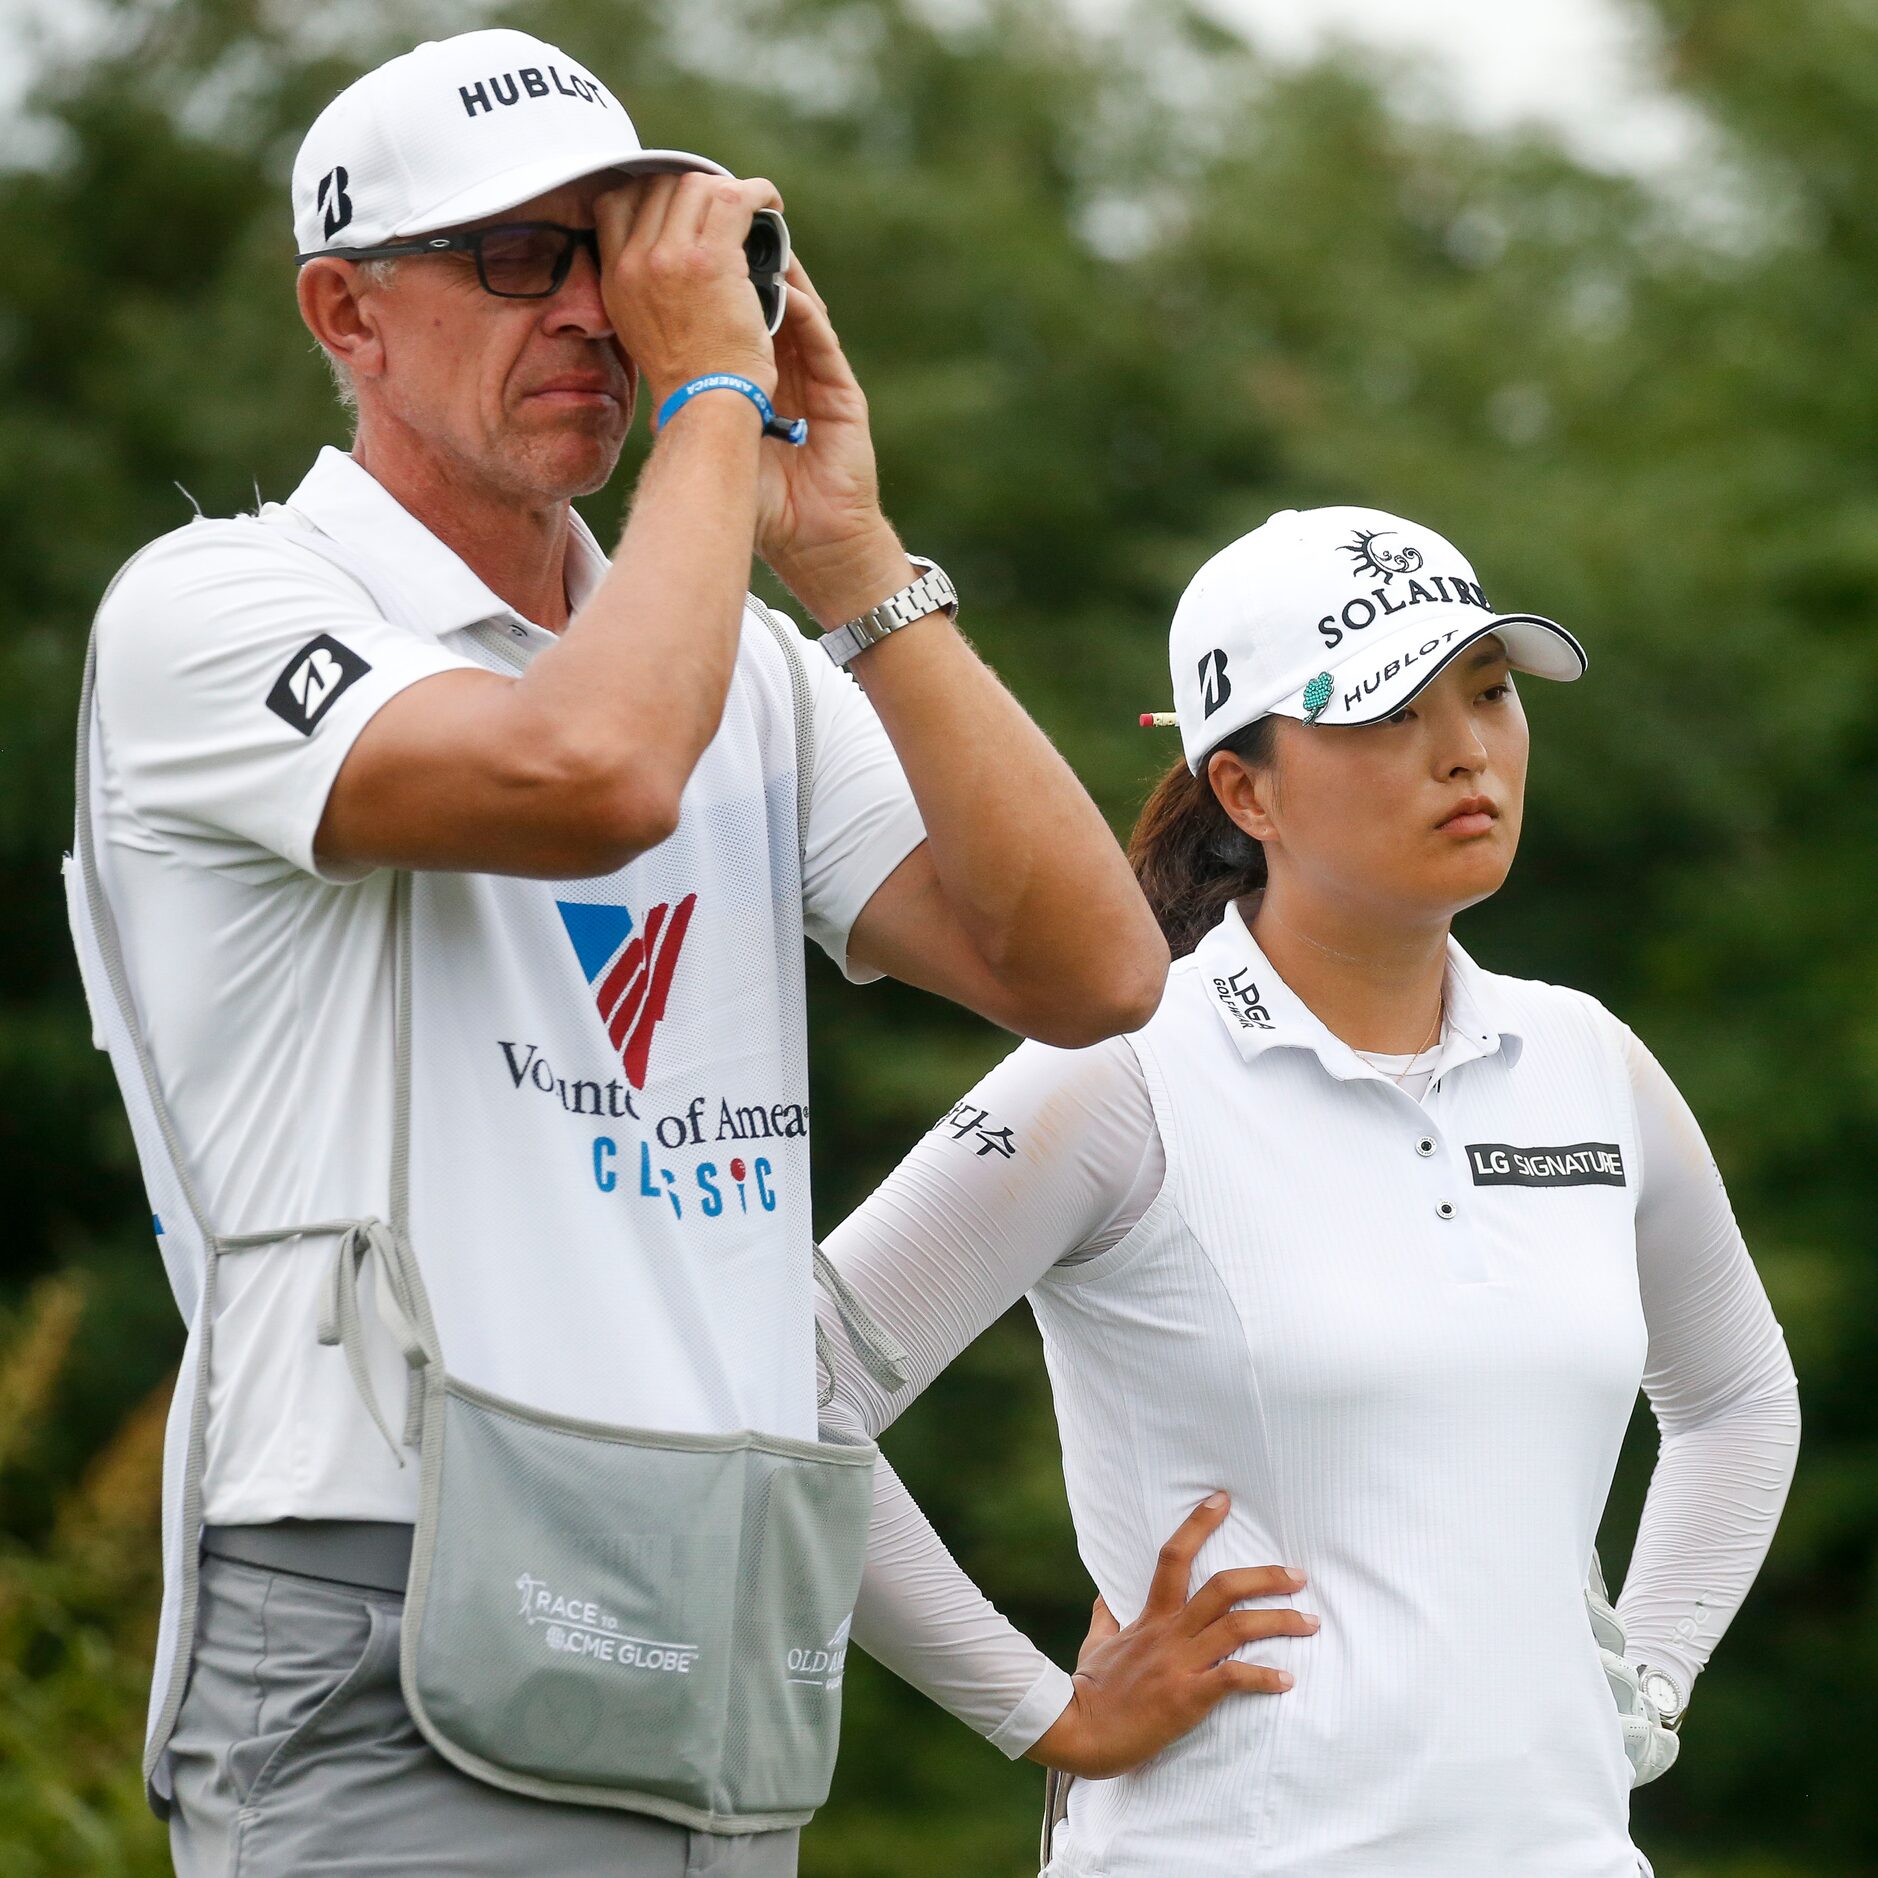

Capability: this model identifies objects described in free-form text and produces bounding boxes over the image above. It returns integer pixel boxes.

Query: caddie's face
[1227,639,1530,925]
[363,176,634,502]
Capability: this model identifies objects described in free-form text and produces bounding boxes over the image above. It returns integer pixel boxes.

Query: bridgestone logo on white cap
[317,166,353,239]
[1198,648,1232,718]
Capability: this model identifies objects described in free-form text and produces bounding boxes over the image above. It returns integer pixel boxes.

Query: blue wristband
[656,374,808,446]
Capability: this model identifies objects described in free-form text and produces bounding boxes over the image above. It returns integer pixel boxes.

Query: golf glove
[1587,1556,1680,1788]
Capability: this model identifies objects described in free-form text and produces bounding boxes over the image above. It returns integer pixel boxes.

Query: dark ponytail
[1127,718,1277,958]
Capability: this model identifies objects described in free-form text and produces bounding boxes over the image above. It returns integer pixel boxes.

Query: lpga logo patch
[556,895,697,1090]
[514,1572,699,1676]
[1212,965,1275,1032]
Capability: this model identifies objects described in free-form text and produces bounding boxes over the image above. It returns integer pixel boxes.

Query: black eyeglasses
[296,222,601,299]
[297,210,792,331]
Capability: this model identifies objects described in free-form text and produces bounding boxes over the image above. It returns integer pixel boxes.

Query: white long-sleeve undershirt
[820,1024,1799,1754]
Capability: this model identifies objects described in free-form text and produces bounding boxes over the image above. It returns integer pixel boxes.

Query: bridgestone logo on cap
[317,166,353,239]
[1198,648,1232,718]
[457,64,613,118]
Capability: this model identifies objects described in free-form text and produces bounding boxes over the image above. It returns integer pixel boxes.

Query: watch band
[819,556,958,667]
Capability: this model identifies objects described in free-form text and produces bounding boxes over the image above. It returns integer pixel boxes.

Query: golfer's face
[1266,639,1529,920]
[371,177,635,500]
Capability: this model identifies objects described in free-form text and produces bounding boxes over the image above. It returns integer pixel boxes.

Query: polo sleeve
[1615,1024,1800,1703]
[769,608,926,981]
[820,1034,1159,1437]
[96,521,479,882]
[818,1035,1157,1753]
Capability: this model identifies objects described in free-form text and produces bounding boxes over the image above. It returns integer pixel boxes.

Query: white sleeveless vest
[1034,906,1652,1877]
[68,514,822,1800]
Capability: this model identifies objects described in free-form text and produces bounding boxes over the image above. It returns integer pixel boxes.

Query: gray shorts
[167,1550,800,1878]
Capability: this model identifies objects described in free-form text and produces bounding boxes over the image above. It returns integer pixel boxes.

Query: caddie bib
[404,605,818,1444]
[68,511,895,1830]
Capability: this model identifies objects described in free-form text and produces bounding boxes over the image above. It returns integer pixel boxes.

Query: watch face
[1641,1670,1681,1719]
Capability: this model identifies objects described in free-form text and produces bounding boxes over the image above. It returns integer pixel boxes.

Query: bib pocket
[398,1373,878,1833]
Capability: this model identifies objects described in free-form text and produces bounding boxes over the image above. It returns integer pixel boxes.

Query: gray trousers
[167,1551,800,1877]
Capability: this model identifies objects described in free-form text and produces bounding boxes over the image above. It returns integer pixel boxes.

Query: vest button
[1416,1137,1437,1157]
[1435,1200,1456,1221]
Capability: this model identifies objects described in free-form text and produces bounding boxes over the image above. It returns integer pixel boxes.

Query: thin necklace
[1387,1000,1445,1087]
[1255,899,1370,967]
[1250,899,1446,1082]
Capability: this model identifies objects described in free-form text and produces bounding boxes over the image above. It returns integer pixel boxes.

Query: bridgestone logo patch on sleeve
[1466,1142,1627,1188]
[266,634,371,736]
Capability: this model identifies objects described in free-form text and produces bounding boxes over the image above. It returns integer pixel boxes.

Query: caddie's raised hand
[751,255,904,622]
[1587,1562,1680,1788]
[1026,1493,1317,1780]
[594,172,782,410]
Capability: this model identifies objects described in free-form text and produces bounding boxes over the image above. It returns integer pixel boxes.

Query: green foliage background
[1,0,1873,1871]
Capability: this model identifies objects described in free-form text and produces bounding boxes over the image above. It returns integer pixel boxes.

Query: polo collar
[1192,900,1525,1084]
[278,446,609,638]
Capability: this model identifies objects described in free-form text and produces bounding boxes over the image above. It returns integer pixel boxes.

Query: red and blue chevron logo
[555,894,698,1090]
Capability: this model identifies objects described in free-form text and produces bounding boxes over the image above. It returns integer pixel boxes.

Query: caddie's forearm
[520,397,761,817]
[853,616,1168,1035]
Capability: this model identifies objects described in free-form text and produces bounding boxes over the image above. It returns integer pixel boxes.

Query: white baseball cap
[1166,505,1586,772]
[291,29,727,258]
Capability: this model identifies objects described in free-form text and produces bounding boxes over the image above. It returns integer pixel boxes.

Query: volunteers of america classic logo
[514,1571,699,1675]
[496,891,805,1224]
[556,895,697,1091]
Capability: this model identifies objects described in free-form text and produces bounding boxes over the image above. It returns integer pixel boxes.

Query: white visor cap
[291,29,728,257]
[1168,505,1586,772]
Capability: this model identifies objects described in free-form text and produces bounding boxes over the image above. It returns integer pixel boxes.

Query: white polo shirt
[821,905,1799,1875]
[79,445,926,1526]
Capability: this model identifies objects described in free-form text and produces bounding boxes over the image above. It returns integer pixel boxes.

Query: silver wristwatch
[1637,1665,1687,1732]
[819,555,958,667]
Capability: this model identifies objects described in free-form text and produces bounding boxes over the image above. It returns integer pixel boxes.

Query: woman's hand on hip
[1025,1493,1316,1779]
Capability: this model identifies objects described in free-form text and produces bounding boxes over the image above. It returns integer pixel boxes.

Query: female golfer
[819,506,1800,1877]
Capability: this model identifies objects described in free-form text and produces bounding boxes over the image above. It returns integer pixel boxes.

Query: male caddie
[66,27,1166,1877]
